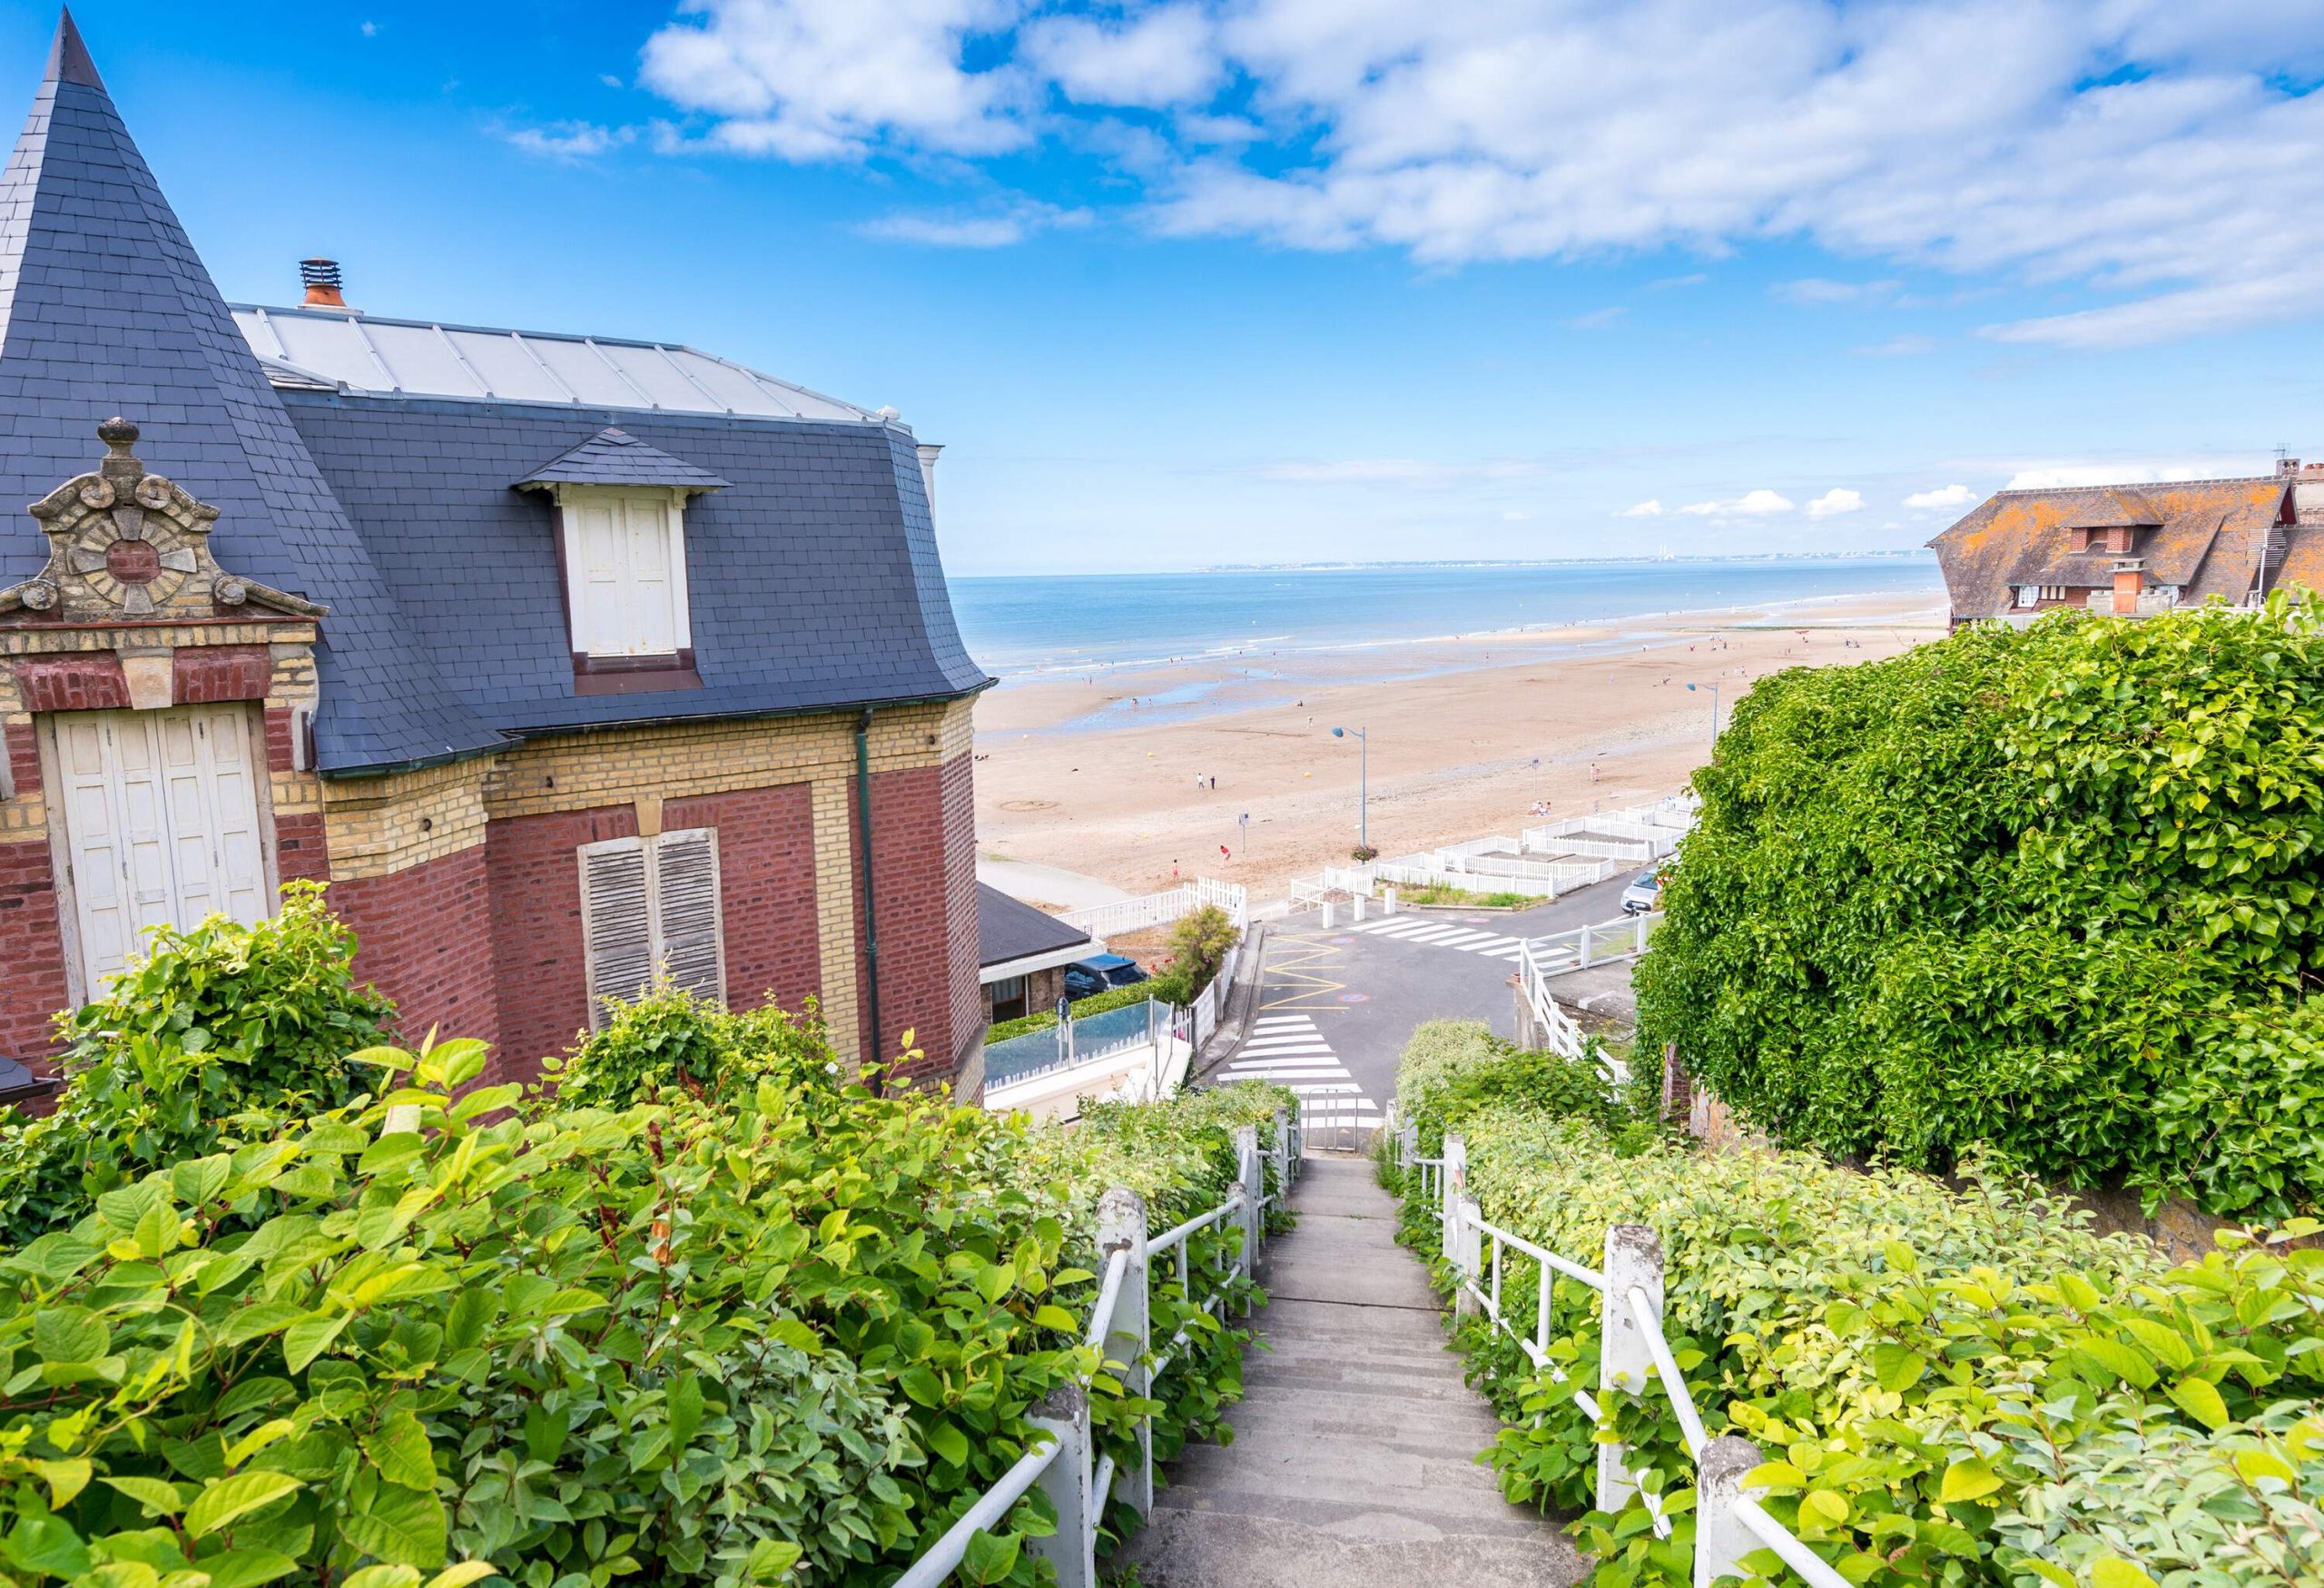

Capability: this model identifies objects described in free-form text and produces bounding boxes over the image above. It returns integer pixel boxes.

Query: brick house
[0,16,994,1093]
[975,883,1093,1024]
[1929,460,2324,627]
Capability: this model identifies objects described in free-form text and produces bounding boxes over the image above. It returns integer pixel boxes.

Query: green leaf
[928,1422,970,1469]
[1868,1343,1927,1394]
[184,1472,303,1539]
[2070,1337,2157,1390]
[30,1459,89,1508]
[1032,1304,1078,1332]
[960,1530,1020,1586]
[283,1314,349,1374]
[1937,1456,2001,1504]
[742,1539,803,1583]
[3,1514,93,1578]
[202,1548,301,1588]
[668,1372,704,1452]
[2165,1376,2230,1431]
[364,1410,438,1491]
[102,1475,187,1516]
[32,1306,108,1365]
[2090,1558,2160,1588]
[338,1484,448,1568]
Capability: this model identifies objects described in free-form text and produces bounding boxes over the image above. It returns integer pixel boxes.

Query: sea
[950,557,1945,681]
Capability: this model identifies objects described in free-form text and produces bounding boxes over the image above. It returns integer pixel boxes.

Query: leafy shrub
[0,883,394,1237]
[1385,1025,2324,1587]
[986,981,1157,1046]
[1150,906,1240,1006]
[1637,597,2324,1217]
[553,981,837,1107]
[0,1001,1295,1588]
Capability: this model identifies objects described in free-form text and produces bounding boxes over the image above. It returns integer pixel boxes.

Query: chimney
[300,257,347,310]
[2279,457,2302,478]
[2112,557,2146,616]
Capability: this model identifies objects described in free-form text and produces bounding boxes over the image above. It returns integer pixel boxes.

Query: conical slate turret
[0,11,496,769]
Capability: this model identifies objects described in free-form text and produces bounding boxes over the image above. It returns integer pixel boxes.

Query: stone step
[1120,1506,1585,1587]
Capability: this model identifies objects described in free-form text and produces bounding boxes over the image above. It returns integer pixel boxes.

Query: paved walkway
[1118,1156,1583,1586]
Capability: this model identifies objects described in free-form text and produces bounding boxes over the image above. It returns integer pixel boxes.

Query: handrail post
[1452,1196,1483,1318]
[1694,1435,1766,1587]
[1597,1224,1664,1514]
[1234,1125,1261,1307]
[1441,1133,1466,1260]
[1028,1383,1094,1587]
[1097,1189,1152,1520]
[1272,1109,1290,1201]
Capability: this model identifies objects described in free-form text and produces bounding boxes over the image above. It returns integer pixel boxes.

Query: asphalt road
[1206,875,1635,1145]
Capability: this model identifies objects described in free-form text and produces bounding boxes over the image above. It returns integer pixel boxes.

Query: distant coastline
[1194,549,1938,573]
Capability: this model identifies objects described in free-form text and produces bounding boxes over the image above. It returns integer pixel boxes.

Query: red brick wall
[15,656,128,713]
[853,750,981,1089]
[668,784,820,1018]
[331,843,498,1055]
[0,837,68,1063]
[485,783,821,1084]
[175,646,271,705]
[487,804,638,1079]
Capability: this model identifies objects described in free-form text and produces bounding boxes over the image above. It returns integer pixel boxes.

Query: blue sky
[13,1,2324,574]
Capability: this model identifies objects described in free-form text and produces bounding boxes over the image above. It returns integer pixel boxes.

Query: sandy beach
[972,590,1946,903]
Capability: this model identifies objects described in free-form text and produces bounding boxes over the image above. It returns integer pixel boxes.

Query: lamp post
[1332,725,1368,850]
[1685,681,1720,754]
[1239,812,1249,855]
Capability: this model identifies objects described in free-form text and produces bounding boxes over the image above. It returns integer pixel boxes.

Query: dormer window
[514,429,730,694]
[559,486,691,661]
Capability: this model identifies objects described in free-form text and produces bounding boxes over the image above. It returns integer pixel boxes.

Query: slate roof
[0,14,990,769]
[975,883,1090,971]
[1928,478,2293,621]
[0,12,497,771]
[515,428,731,492]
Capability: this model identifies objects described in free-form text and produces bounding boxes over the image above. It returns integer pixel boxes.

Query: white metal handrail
[1396,1126,1851,1588]
[894,1114,1300,1588]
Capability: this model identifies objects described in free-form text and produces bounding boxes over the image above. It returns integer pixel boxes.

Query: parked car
[1620,867,1666,915]
[1064,954,1150,1001]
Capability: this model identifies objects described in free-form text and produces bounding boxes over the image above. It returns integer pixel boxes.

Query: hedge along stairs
[1118,1155,1583,1587]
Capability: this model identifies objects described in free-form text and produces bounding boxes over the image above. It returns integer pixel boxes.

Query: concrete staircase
[1118,1156,1584,1586]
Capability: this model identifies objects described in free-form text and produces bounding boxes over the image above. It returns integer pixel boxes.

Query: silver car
[1620,868,1664,915]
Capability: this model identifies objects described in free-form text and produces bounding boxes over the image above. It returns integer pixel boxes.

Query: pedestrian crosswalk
[1214,1012,1378,1131]
[1337,914,1533,962]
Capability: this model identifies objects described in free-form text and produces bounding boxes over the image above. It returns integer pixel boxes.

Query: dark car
[1064,953,1149,1001]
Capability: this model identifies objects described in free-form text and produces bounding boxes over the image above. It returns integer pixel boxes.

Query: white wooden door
[50,705,271,991]
[562,491,687,658]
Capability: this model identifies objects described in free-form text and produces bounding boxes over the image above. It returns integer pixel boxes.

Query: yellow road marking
[1260,931,1349,1011]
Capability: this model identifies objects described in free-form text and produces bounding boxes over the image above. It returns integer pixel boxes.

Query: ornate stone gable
[3,419,325,624]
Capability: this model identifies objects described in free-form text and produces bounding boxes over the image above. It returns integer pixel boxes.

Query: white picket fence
[1514,938,1594,1068]
[1528,912,1662,981]
[894,1119,1301,1588]
[1063,877,1247,939]
[1395,1126,1850,1588]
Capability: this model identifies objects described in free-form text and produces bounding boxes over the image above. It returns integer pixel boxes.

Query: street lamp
[1685,681,1720,754]
[1332,725,1368,849]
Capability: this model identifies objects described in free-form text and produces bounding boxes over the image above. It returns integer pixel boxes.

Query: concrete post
[1352,893,1366,922]
[1272,1108,1291,1196]
[1453,1195,1484,1318]
[1384,886,1397,915]
[1597,1223,1665,1514]
[1321,901,1335,929]
[1097,1189,1152,1519]
[1029,1383,1094,1587]
[1694,1435,1766,1588]
[1234,1123,1262,1304]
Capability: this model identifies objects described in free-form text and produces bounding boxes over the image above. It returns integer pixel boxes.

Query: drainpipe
[855,709,883,1094]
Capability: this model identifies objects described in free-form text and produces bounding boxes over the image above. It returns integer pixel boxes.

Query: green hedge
[0,919,1299,1588]
[1387,1022,2324,1587]
[985,981,1155,1045]
[1637,597,2324,1218]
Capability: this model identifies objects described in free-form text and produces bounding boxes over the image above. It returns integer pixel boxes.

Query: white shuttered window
[559,488,692,658]
[578,827,724,1025]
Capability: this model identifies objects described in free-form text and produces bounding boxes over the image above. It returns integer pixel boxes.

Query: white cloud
[641,0,1030,162]
[1566,306,1626,330]
[858,199,1091,247]
[1853,334,1935,356]
[1805,488,1864,518]
[1620,499,1665,518]
[1022,5,1217,109]
[1904,483,1977,509]
[503,121,636,159]
[635,0,2324,346]
[1679,489,1795,518]
[1774,278,1898,304]
[2001,460,2248,489]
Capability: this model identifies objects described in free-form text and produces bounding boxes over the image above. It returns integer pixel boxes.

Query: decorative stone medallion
[1,418,325,626]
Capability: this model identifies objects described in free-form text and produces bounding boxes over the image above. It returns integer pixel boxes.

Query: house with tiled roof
[0,15,994,1092]
[1929,461,2324,627]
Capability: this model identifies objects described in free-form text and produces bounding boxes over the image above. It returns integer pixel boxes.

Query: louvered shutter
[580,837,655,1023]
[652,828,724,1004]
